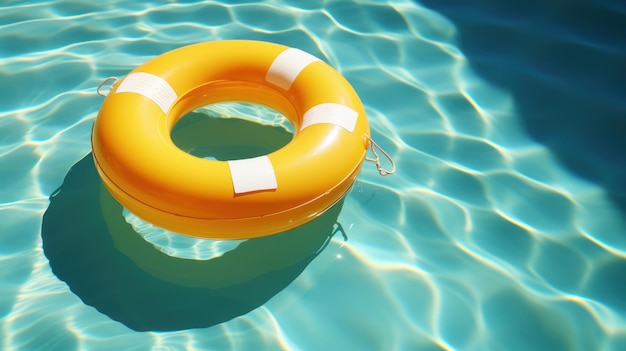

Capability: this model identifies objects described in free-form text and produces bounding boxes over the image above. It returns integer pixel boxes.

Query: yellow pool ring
[92,40,370,239]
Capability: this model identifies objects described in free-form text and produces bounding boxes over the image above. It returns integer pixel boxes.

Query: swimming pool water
[1,0,626,350]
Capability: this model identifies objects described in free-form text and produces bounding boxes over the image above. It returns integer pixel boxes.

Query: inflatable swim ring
[93,40,392,239]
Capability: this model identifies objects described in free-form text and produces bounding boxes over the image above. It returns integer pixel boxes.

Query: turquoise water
[2,0,626,350]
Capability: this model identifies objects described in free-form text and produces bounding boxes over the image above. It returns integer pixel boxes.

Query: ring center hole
[172,102,294,161]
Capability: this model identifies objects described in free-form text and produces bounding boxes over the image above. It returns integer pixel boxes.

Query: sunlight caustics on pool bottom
[1,0,626,350]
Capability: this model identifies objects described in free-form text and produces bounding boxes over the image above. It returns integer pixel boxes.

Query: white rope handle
[364,135,396,176]
[97,77,119,97]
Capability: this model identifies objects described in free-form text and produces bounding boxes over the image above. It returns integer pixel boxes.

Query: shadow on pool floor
[42,115,345,332]
[419,0,626,213]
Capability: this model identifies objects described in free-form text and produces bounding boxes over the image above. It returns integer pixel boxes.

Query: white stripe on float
[115,72,178,114]
[265,48,321,90]
[227,156,278,194]
[300,103,358,132]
